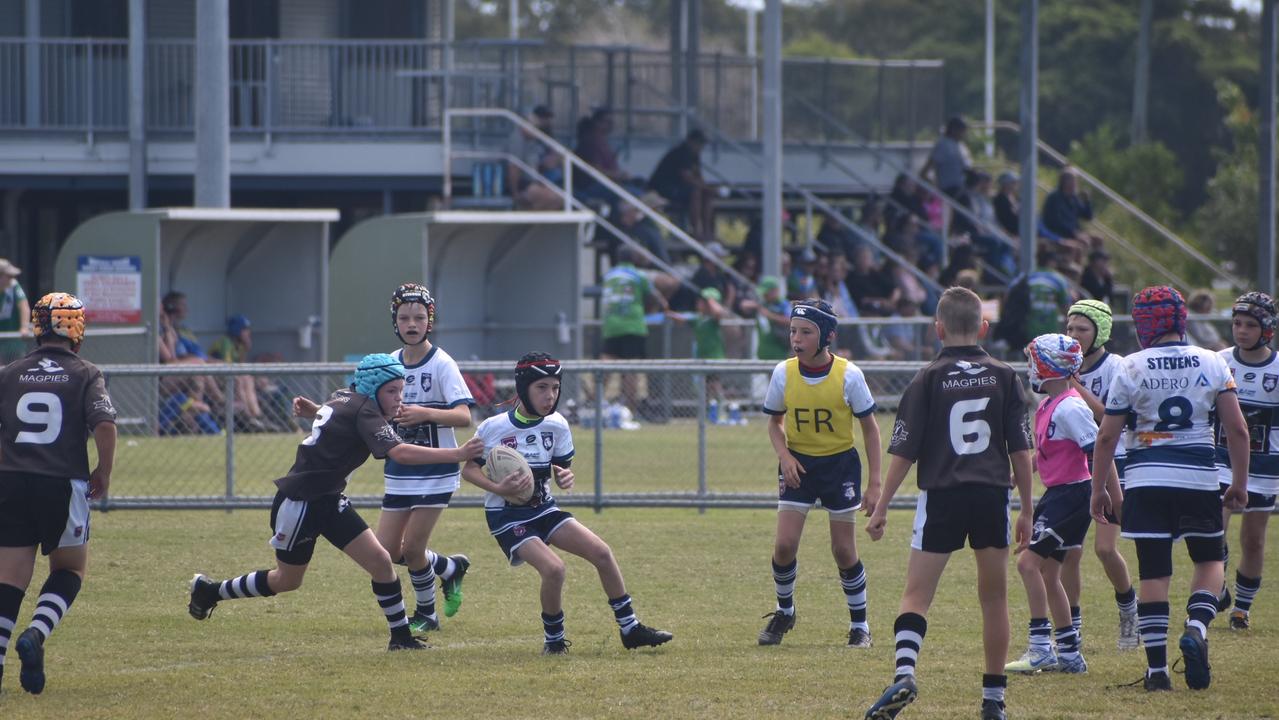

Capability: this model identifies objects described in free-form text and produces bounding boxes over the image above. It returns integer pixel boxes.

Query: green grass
[3,507,1277,719]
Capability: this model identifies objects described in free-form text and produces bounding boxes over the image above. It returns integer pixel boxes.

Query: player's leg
[0,545,37,694]
[1042,558,1085,672]
[373,503,411,563]
[1133,540,1174,690]
[761,507,807,645]
[1175,488,1227,689]
[1230,501,1271,629]
[341,528,424,650]
[973,546,1010,716]
[1218,494,1234,610]
[1008,548,1054,674]
[395,505,448,629]
[549,518,672,649]
[830,511,870,647]
[514,538,569,654]
[1093,520,1138,649]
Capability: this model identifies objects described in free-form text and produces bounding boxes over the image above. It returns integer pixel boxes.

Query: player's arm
[89,420,116,499]
[858,413,882,516]
[1068,375,1105,422]
[396,403,473,428]
[292,396,321,419]
[768,413,804,489]
[461,458,533,500]
[387,435,483,465]
[1010,448,1034,551]
[866,454,912,541]
[1090,413,1126,522]
[1216,389,1251,510]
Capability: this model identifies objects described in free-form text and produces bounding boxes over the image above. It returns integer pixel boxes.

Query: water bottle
[556,312,571,345]
[707,399,719,425]
[728,402,742,425]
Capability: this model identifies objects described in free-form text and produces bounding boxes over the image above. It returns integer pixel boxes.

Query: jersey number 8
[16,392,63,445]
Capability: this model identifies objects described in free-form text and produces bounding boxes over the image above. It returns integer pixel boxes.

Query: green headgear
[1067,299,1112,355]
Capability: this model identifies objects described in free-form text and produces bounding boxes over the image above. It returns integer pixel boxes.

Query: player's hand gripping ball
[486,445,535,505]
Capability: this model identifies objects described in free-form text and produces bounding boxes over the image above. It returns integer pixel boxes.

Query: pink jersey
[1034,388,1096,488]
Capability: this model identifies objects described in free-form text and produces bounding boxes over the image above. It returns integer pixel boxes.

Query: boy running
[1214,292,1279,630]
[758,299,882,648]
[1090,286,1249,691]
[0,293,116,694]
[864,287,1034,720]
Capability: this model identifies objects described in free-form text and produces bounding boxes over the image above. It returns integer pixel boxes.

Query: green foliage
[1193,80,1264,274]
[1068,124,1183,223]
[782,33,859,60]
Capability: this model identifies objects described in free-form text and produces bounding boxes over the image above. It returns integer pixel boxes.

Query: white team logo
[1265,374,1279,392]
[948,360,988,377]
[93,397,116,414]
[28,358,64,373]
[890,419,909,447]
[375,425,401,443]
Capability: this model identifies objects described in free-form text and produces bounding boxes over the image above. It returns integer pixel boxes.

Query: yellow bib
[782,356,855,457]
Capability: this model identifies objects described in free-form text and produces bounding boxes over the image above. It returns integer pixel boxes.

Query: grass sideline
[1,507,1276,719]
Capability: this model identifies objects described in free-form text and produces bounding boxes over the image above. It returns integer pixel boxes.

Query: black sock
[409,566,437,617]
[840,560,868,629]
[29,569,82,642]
[1070,605,1082,636]
[1138,601,1170,675]
[1235,572,1261,613]
[1185,590,1218,639]
[542,611,566,643]
[893,612,927,682]
[609,594,638,635]
[981,673,1006,704]
[0,583,24,684]
[1115,587,1137,613]
[772,558,797,613]
[371,579,408,635]
[217,570,275,601]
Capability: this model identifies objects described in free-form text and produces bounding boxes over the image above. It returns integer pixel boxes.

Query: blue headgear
[227,314,251,337]
[351,353,405,410]
[790,299,839,350]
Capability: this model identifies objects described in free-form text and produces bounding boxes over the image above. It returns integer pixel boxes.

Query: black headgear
[389,283,435,346]
[1232,291,1278,350]
[790,299,839,351]
[515,351,563,417]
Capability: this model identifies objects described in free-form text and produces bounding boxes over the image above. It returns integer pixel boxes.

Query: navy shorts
[1219,482,1278,513]
[778,448,862,514]
[911,484,1011,553]
[602,334,647,360]
[1122,486,1223,542]
[1028,482,1093,562]
[0,473,91,555]
[486,505,576,566]
[381,491,453,511]
[269,492,369,566]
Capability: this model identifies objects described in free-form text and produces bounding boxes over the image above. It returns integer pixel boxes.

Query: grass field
[2,504,1277,719]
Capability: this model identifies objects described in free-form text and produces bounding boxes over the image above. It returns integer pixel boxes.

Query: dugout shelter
[328,210,594,363]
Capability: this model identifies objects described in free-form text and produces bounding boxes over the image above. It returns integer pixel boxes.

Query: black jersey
[0,345,116,480]
[888,345,1033,490]
[274,390,402,500]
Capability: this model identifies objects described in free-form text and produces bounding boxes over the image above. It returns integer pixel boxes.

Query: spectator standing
[648,129,716,241]
[920,117,973,199]
[994,171,1021,238]
[787,246,820,301]
[1080,250,1114,304]
[600,247,669,410]
[1186,290,1229,351]
[0,259,29,363]
[506,105,563,211]
[754,276,791,361]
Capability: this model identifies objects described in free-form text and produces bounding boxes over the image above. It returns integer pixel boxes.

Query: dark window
[341,0,426,38]
[230,0,279,38]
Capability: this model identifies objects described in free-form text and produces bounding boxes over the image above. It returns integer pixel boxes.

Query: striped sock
[1138,601,1170,676]
[1115,587,1137,614]
[1185,590,1218,639]
[1055,626,1080,659]
[542,611,566,643]
[371,579,408,633]
[217,570,275,601]
[773,559,797,614]
[1070,605,1082,637]
[609,594,639,635]
[409,566,438,618]
[1028,617,1052,652]
[28,570,81,642]
[430,551,457,580]
[982,673,1006,703]
[840,561,869,631]
[893,612,927,682]
[0,583,23,678]
[1234,572,1261,613]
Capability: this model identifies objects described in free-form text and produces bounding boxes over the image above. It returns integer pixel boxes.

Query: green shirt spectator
[601,261,651,340]
[694,287,727,360]
[754,276,791,361]
[0,259,30,362]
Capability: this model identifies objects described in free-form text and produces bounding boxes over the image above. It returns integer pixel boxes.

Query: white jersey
[473,410,575,514]
[383,346,475,495]
[1216,347,1279,494]
[1106,342,1237,491]
[1077,351,1126,460]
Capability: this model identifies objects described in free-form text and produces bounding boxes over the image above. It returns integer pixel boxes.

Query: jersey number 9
[16,392,63,445]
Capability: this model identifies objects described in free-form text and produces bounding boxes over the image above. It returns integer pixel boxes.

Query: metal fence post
[593,369,604,514]
[224,374,236,512]
[696,370,707,514]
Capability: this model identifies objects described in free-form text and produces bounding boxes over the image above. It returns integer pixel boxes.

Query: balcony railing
[0,38,943,146]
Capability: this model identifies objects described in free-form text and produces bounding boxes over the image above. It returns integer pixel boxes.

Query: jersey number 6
[949,397,992,456]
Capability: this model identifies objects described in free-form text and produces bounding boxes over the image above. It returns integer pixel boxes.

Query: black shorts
[269,491,369,566]
[1121,486,1223,542]
[381,492,453,511]
[1219,482,1278,513]
[1028,482,1093,562]
[911,484,1011,553]
[602,334,647,360]
[778,448,862,514]
[0,473,91,555]
[486,505,575,566]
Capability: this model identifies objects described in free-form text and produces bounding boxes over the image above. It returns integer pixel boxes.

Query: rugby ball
[485,445,535,505]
